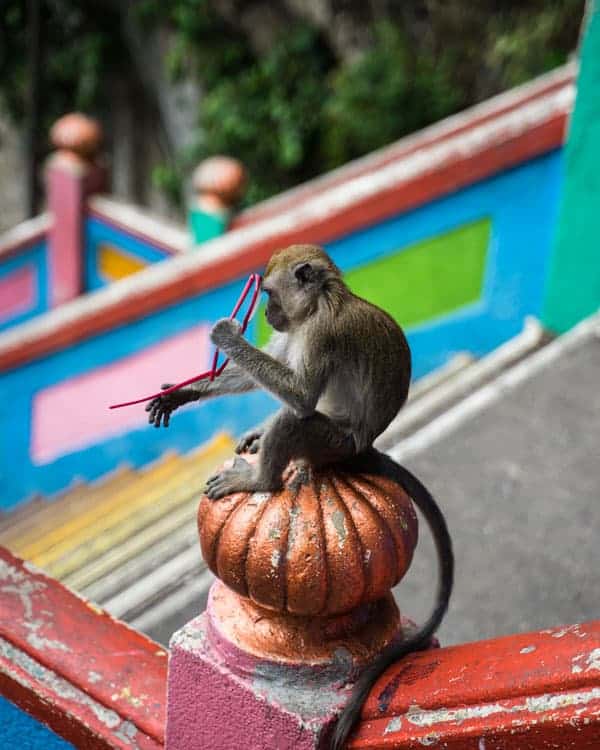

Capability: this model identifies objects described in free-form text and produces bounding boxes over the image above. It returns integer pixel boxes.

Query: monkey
[146,244,453,750]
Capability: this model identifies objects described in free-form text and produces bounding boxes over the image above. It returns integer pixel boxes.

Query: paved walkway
[394,321,600,646]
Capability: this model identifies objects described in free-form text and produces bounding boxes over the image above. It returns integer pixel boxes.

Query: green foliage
[199,25,334,203]
[0,0,586,209]
[486,1,584,87]
[0,0,125,129]
[323,23,460,168]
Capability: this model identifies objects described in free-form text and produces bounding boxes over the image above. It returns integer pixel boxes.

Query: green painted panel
[543,2,600,333]
[256,217,490,345]
[345,218,490,329]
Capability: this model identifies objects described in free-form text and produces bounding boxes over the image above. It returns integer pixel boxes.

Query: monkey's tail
[330,449,454,750]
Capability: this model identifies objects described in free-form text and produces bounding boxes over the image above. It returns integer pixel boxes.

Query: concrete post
[45,113,105,307]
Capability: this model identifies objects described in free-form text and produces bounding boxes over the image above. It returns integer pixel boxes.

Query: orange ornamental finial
[198,462,418,663]
[50,113,103,162]
[191,156,247,209]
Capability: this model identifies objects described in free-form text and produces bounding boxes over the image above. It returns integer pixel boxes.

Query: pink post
[167,465,422,749]
[167,584,354,750]
[45,113,105,307]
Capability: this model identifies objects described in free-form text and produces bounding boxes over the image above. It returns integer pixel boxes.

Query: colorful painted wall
[0,150,564,508]
[0,200,183,331]
[0,238,49,333]
[0,697,74,750]
[0,64,576,508]
[84,215,176,290]
[543,1,600,332]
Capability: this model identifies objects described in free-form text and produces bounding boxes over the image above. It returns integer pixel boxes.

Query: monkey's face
[262,262,325,332]
[264,285,290,331]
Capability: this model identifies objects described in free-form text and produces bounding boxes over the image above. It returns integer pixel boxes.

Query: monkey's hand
[210,318,243,350]
[145,384,199,428]
[235,428,264,455]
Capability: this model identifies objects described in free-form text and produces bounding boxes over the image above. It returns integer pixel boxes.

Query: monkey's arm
[147,334,289,428]
[211,319,325,416]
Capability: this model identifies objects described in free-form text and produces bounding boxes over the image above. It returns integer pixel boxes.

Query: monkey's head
[262,245,343,331]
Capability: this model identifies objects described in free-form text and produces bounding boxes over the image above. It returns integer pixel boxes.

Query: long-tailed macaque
[146,244,453,750]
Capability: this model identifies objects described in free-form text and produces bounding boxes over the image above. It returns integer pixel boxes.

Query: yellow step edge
[14,453,184,559]
[0,468,136,547]
[7,459,177,556]
[63,439,234,591]
[44,469,212,579]
[27,439,231,570]
[185,432,235,465]
[45,444,232,578]
[7,434,231,552]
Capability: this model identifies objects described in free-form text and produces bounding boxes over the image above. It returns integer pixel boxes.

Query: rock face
[0,114,26,233]
[199,468,417,617]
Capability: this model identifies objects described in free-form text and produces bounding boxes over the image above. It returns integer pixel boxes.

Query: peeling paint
[585,648,600,672]
[271,550,281,569]
[0,559,47,620]
[88,671,102,684]
[0,635,144,744]
[420,733,441,746]
[111,685,149,709]
[331,509,347,548]
[544,623,588,639]
[401,688,600,728]
[25,620,71,653]
[287,506,301,547]
[384,716,402,734]
[520,646,536,654]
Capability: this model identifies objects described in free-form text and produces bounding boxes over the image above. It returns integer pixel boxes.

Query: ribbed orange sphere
[191,156,246,204]
[50,113,102,158]
[198,468,418,617]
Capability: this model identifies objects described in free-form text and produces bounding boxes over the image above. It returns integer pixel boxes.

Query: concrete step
[376,318,550,451]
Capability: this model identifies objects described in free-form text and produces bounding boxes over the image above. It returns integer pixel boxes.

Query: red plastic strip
[109,273,262,409]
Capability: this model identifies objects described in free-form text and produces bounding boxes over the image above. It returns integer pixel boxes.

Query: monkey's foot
[234,430,262,455]
[205,456,257,500]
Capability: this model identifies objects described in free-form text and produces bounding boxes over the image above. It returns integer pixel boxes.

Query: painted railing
[1,546,598,749]
[0,65,575,508]
[0,215,51,332]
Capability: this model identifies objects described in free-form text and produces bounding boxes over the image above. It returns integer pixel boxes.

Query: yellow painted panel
[99,243,147,281]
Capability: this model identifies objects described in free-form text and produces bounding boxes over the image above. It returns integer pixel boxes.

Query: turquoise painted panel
[84,216,172,291]
[0,150,563,508]
[0,242,49,332]
[0,696,74,749]
[543,5,600,332]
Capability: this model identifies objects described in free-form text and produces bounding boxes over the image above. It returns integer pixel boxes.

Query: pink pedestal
[166,591,358,750]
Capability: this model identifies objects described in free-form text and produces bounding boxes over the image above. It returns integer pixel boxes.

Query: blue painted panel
[325,150,564,377]
[0,277,277,507]
[84,216,172,290]
[0,150,564,507]
[0,242,49,332]
[0,695,74,749]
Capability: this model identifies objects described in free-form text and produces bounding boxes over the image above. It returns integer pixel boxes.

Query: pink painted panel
[0,265,36,323]
[31,324,210,464]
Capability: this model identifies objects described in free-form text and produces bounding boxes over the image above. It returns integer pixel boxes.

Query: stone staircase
[0,433,234,644]
[0,319,553,645]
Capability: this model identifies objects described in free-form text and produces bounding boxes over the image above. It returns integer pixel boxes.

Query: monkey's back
[325,295,411,450]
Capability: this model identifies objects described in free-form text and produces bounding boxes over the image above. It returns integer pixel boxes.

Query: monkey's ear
[294,262,316,285]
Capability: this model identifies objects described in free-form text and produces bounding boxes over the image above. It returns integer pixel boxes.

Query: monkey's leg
[205,410,355,499]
